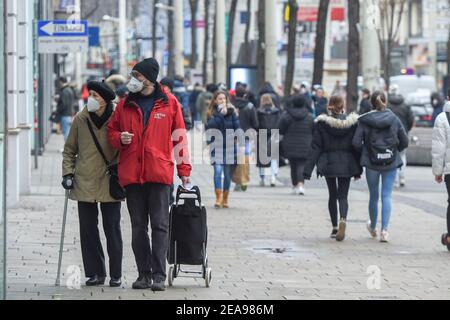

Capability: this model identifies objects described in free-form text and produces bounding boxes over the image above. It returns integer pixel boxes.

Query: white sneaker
[259,179,265,187]
[292,187,300,195]
[298,186,305,195]
[366,221,377,238]
[380,230,389,243]
[270,176,277,187]
[399,177,406,187]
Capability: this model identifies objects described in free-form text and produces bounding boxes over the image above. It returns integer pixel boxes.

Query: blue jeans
[366,168,397,231]
[61,116,72,141]
[214,164,233,191]
[259,159,279,178]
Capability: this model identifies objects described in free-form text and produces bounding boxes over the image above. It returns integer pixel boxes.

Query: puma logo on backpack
[368,126,398,166]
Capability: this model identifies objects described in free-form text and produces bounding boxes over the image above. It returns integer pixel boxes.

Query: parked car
[410,103,433,128]
[407,127,432,166]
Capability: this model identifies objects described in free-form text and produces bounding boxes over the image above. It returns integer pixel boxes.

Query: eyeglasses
[131,71,155,87]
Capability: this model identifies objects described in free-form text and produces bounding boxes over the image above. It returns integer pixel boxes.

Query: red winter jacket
[107,85,191,187]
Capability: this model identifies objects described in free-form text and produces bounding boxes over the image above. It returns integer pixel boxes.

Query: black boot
[85,275,106,286]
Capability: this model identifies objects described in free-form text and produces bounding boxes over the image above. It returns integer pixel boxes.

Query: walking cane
[55,188,70,287]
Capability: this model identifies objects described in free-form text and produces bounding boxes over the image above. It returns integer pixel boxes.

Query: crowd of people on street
[57,54,450,290]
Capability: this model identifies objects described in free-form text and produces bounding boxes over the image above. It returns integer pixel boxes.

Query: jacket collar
[315,112,359,129]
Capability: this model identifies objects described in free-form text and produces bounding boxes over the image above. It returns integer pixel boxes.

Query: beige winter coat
[62,107,120,203]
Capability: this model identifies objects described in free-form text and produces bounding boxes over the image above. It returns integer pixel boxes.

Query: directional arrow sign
[38,20,88,37]
[37,20,89,54]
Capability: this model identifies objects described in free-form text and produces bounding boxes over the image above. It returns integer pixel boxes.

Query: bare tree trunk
[257,0,265,89]
[213,8,217,83]
[189,0,199,68]
[312,0,330,86]
[284,0,298,98]
[202,0,210,85]
[347,0,360,112]
[447,13,450,77]
[227,0,238,72]
[377,0,406,89]
[244,0,251,45]
[152,1,158,58]
[167,0,175,78]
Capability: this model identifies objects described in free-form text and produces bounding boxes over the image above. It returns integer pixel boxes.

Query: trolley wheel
[168,266,175,287]
[205,268,212,288]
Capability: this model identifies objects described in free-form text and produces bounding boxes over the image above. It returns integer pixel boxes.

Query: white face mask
[87,97,101,112]
[127,76,144,93]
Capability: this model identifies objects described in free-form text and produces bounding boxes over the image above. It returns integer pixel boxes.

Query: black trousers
[78,202,123,278]
[325,177,351,227]
[289,158,307,186]
[125,183,171,281]
[445,175,450,234]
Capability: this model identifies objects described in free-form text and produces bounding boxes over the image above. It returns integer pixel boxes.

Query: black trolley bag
[167,185,211,287]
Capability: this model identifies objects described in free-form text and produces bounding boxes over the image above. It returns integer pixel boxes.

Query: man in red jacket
[108,58,191,291]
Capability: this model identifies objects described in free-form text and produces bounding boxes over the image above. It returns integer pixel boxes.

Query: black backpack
[367,125,399,166]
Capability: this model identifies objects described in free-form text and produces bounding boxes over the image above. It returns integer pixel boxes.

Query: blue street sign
[88,26,100,47]
[38,20,88,37]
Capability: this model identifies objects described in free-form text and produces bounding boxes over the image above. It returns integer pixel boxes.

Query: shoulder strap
[86,119,110,167]
[446,112,450,126]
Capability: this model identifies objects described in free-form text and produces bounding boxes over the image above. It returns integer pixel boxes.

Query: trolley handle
[176,185,202,204]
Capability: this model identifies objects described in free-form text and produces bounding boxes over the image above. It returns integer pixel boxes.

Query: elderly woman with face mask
[62,80,123,288]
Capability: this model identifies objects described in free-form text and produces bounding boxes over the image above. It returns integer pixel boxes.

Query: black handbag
[86,119,126,200]
[49,111,61,123]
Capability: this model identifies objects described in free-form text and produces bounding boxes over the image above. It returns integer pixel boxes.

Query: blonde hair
[207,91,229,119]
[260,94,273,107]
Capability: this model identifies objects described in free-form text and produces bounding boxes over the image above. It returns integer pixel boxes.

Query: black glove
[62,174,74,190]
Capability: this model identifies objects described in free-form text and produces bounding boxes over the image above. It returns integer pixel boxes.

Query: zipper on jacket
[128,99,167,185]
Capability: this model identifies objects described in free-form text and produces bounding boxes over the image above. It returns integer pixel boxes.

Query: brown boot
[222,190,230,209]
[215,189,223,208]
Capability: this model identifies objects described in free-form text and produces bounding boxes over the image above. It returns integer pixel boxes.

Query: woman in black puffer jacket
[304,96,362,241]
[278,94,314,195]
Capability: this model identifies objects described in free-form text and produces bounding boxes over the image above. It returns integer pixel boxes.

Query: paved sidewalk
[6,133,450,300]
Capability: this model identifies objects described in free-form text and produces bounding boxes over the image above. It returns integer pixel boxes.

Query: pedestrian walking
[431,92,445,125]
[189,83,203,123]
[352,91,409,243]
[431,101,450,251]
[258,82,281,109]
[56,77,75,141]
[233,84,258,192]
[62,80,123,287]
[312,87,328,117]
[359,88,371,115]
[197,83,218,126]
[388,84,414,188]
[107,58,192,291]
[256,94,281,187]
[278,94,314,195]
[160,77,192,131]
[205,91,240,209]
[304,96,362,241]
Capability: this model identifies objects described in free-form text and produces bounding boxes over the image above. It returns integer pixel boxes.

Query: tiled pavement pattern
[6,133,450,300]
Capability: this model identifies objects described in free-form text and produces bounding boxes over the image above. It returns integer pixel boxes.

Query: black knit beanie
[133,58,160,83]
[87,80,116,103]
